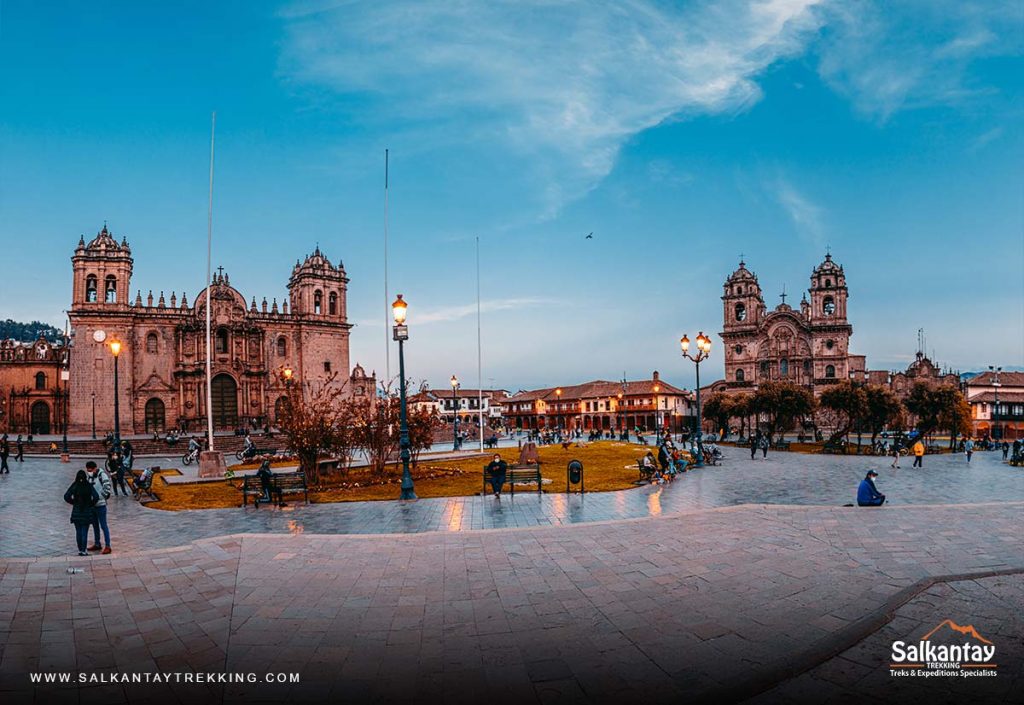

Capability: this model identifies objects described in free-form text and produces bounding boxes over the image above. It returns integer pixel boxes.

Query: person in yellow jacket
[912,439,925,468]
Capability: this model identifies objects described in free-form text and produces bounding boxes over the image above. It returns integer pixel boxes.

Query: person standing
[750,432,759,460]
[485,453,508,498]
[108,451,129,496]
[964,438,974,464]
[857,470,886,507]
[85,461,113,554]
[0,436,9,473]
[760,434,769,459]
[15,435,24,462]
[912,439,925,468]
[64,470,99,556]
[1001,441,1009,461]
[890,443,901,469]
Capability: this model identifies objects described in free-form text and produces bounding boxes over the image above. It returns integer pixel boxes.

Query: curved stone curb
[708,565,1024,705]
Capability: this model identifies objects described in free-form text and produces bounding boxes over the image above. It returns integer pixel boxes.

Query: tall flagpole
[205,111,216,451]
[476,236,483,451]
[384,149,391,386]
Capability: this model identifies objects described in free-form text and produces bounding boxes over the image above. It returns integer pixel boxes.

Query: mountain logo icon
[921,620,993,645]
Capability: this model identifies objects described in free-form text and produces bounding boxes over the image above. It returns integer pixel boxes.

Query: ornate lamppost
[109,337,123,456]
[392,295,416,500]
[450,374,460,451]
[680,332,712,467]
[555,388,562,432]
[989,365,1002,441]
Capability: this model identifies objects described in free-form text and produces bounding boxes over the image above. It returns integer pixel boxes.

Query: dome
[812,252,843,276]
[85,224,125,252]
[724,259,758,284]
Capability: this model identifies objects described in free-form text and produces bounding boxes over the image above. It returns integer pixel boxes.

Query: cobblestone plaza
[1,447,1021,703]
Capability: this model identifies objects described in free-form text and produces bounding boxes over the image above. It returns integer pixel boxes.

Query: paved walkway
[1,503,1021,704]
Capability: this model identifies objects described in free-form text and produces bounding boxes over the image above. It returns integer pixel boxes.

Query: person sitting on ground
[485,453,508,498]
[857,470,886,507]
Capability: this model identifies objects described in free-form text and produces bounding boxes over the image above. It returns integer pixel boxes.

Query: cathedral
[718,253,958,397]
[61,225,373,435]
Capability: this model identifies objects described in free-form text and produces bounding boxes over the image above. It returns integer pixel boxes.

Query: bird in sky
[585,232,593,239]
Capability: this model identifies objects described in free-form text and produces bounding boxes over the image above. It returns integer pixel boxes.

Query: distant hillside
[0,319,62,343]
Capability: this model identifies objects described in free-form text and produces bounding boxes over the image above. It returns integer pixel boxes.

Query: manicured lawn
[145,441,662,511]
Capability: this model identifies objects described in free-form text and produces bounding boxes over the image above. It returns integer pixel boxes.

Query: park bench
[772,440,791,451]
[483,463,542,495]
[636,459,657,482]
[129,467,159,502]
[317,457,344,474]
[484,436,499,449]
[822,439,848,455]
[243,470,309,507]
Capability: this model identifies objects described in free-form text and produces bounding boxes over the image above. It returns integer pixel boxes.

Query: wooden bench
[243,470,309,507]
[482,463,542,495]
[773,440,791,451]
[129,467,159,502]
[317,457,344,474]
[637,459,656,482]
[822,440,848,455]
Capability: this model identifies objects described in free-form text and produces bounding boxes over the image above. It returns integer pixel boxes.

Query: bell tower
[287,247,348,322]
[71,225,133,309]
[720,258,764,387]
[807,252,853,382]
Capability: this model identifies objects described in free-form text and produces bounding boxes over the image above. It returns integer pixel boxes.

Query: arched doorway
[30,401,50,434]
[210,374,238,429]
[145,398,165,434]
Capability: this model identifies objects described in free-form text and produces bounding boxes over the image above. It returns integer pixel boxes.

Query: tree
[408,405,441,467]
[702,393,735,438]
[863,385,904,447]
[351,390,401,479]
[752,382,816,442]
[276,375,352,485]
[904,383,972,447]
[732,394,754,439]
[818,381,868,445]
[904,382,943,438]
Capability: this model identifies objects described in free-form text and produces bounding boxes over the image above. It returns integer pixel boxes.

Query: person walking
[64,469,99,556]
[85,461,113,554]
[121,440,134,471]
[964,438,974,464]
[1002,442,1009,461]
[485,453,508,498]
[108,451,129,496]
[760,434,769,459]
[856,470,886,507]
[890,443,901,469]
[15,435,24,462]
[750,432,759,460]
[912,439,925,468]
[0,436,9,473]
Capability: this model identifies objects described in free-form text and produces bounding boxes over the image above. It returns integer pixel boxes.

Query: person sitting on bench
[256,460,275,504]
[857,470,885,506]
[485,454,507,498]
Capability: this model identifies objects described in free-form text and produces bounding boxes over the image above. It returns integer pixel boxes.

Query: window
[735,303,747,321]
[823,296,835,316]
[825,339,834,350]
[825,364,836,378]
[760,361,769,377]
[825,279,833,288]
[734,344,743,355]
[328,292,338,316]
[86,275,98,303]
[276,337,287,357]
[803,360,811,374]
[736,369,745,382]
[104,275,117,303]
[146,332,158,354]
[215,328,228,354]
[314,290,323,315]
[35,372,46,390]
[780,358,789,377]
[324,361,331,373]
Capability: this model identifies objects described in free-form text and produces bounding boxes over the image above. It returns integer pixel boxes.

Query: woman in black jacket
[64,470,99,556]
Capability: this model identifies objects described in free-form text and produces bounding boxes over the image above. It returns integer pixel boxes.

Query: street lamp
[282,365,294,389]
[556,388,563,432]
[91,391,96,440]
[450,374,460,451]
[109,337,123,456]
[989,365,1002,441]
[681,332,712,467]
[392,295,416,500]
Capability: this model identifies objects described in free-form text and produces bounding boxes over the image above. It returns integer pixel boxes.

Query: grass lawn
[145,441,662,511]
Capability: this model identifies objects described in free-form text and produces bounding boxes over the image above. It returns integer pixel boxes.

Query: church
[61,225,373,435]
[718,253,958,397]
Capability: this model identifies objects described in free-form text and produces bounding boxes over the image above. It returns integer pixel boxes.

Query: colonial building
[62,225,373,435]
[503,372,695,433]
[965,369,1024,440]
[0,337,69,435]
[410,388,511,425]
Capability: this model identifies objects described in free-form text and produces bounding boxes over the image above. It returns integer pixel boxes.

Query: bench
[822,440,848,455]
[483,463,542,495]
[773,440,791,451]
[637,459,656,482]
[129,467,159,502]
[242,470,309,507]
[317,457,344,473]
[484,436,499,449]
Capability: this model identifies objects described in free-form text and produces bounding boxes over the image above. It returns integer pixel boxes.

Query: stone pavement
[0,445,1020,559]
[1,502,1022,704]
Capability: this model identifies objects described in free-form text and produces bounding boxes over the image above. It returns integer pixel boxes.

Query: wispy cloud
[773,177,825,246]
[353,297,553,328]
[279,0,827,216]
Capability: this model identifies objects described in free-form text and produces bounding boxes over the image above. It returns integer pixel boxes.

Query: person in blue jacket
[857,470,885,506]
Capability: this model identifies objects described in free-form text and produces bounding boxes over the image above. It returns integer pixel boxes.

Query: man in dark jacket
[485,454,508,498]
[0,436,9,473]
[15,435,24,462]
[857,470,885,507]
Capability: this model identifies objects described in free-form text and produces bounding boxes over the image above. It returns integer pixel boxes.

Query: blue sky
[1,0,1021,391]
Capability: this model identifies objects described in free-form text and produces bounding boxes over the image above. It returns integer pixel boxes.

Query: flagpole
[476,235,483,451]
[205,111,216,452]
[384,149,391,385]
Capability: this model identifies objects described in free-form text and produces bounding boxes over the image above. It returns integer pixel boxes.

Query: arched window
[825,279,833,288]
[736,369,745,382]
[803,360,811,374]
[146,332,158,354]
[328,292,338,316]
[780,358,789,377]
[215,328,228,354]
[759,360,770,377]
[276,336,287,357]
[85,275,98,303]
[734,303,747,322]
[35,372,46,390]
[104,275,117,303]
[314,290,323,315]
[823,296,835,316]
[825,364,836,378]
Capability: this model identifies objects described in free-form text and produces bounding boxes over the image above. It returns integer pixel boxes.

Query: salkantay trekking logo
[890,620,997,678]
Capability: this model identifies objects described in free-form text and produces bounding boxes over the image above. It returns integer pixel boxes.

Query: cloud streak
[773,177,825,246]
[353,297,554,327]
